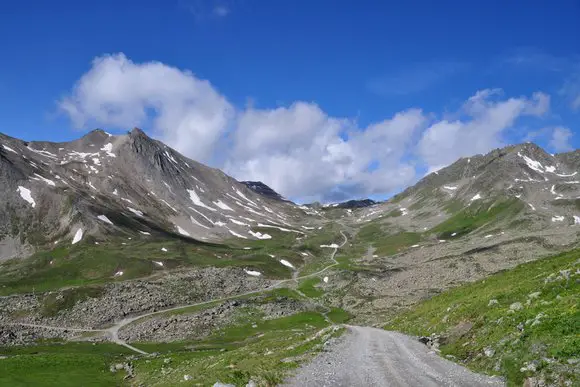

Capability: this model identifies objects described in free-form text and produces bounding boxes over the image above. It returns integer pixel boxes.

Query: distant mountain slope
[241,181,287,202]
[0,128,315,260]
[352,142,580,233]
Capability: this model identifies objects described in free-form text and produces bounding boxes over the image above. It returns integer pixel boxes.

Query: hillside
[1,131,579,386]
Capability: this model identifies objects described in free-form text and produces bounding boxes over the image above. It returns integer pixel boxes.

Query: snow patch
[400,207,408,216]
[443,185,458,190]
[17,186,36,207]
[176,226,191,237]
[518,152,545,174]
[72,228,83,244]
[470,193,482,201]
[528,203,536,211]
[552,216,565,222]
[161,247,168,252]
[410,244,420,248]
[97,215,113,225]
[139,231,151,235]
[573,216,580,225]
[248,230,272,240]
[484,234,493,238]
[153,261,164,267]
[257,223,302,233]
[555,172,577,177]
[114,271,124,277]
[244,269,261,277]
[323,276,329,283]
[112,188,118,196]
[234,189,259,207]
[279,259,295,269]
[101,143,116,157]
[188,189,216,211]
[230,219,249,226]
[228,229,248,239]
[190,216,210,229]
[31,173,56,186]
[2,145,18,154]
[127,207,144,217]
[213,200,234,211]
[320,243,339,248]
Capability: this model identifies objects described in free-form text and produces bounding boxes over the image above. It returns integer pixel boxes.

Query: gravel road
[283,325,504,387]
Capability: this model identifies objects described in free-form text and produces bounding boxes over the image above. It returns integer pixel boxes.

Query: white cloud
[417,89,550,171]
[59,53,233,162]
[226,104,424,200]
[549,127,573,153]
[59,54,555,202]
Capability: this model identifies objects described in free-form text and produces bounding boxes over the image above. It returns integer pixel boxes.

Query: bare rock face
[0,129,314,260]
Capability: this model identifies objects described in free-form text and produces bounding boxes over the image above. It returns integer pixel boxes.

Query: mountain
[356,142,580,232]
[1,134,578,386]
[334,199,378,209]
[0,128,315,261]
[242,181,287,202]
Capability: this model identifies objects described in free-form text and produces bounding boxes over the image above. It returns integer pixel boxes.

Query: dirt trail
[284,325,504,387]
[7,232,349,355]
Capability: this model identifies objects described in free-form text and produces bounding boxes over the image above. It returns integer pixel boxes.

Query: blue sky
[1,0,579,202]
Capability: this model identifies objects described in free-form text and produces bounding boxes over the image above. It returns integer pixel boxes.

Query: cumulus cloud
[549,127,574,153]
[417,89,550,171]
[59,53,554,202]
[59,54,233,162]
[226,104,424,200]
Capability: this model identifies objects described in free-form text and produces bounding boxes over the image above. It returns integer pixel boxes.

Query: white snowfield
[31,173,56,186]
[228,229,248,239]
[126,207,144,217]
[470,193,482,201]
[248,230,272,239]
[279,259,295,269]
[187,188,216,211]
[2,144,18,154]
[97,215,114,225]
[176,226,191,236]
[320,243,339,248]
[551,216,565,222]
[17,186,36,207]
[443,185,458,190]
[213,200,234,211]
[243,269,261,276]
[72,228,83,244]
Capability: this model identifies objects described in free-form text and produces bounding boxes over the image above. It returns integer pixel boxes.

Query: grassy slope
[132,311,341,386]
[385,249,579,386]
[0,343,133,387]
[0,226,342,295]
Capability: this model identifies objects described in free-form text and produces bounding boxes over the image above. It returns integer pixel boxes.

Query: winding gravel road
[284,325,504,387]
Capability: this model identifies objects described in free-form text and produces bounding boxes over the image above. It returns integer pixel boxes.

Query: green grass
[385,249,580,386]
[131,311,337,386]
[327,307,352,324]
[0,308,343,387]
[298,277,324,298]
[431,198,524,239]
[0,343,132,387]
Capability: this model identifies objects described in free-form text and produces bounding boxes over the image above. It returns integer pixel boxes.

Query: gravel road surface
[284,325,505,387]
